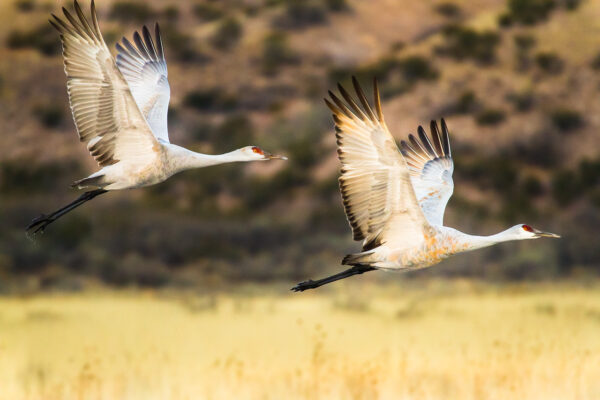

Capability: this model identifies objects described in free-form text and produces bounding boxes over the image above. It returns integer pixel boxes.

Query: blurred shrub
[578,159,600,188]
[272,0,328,30]
[435,24,500,64]
[183,89,238,111]
[211,17,243,50]
[261,31,299,76]
[6,24,60,56]
[534,51,564,74]
[590,52,600,70]
[522,175,544,197]
[325,0,350,12]
[514,33,536,51]
[329,55,438,95]
[1,161,80,194]
[549,108,583,132]
[551,158,600,206]
[162,5,179,21]
[14,0,35,12]
[511,131,560,167]
[476,108,506,125]
[552,169,580,206]
[162,25,206,62]
[110,1,155,23]
[434,2,462,18]
[499,0,556,26]
[442,90,479,115]
[507,90,534,112]
[33,103,64,128]
[397,56,439,81]
[193,3,224,21]
[513,33,536,70]
[212,114,255,153]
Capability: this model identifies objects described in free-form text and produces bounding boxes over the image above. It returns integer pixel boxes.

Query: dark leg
[291,265,376,292]
[26,189,108,235]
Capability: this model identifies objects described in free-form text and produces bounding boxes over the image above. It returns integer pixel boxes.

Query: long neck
[452,227,517,252]
[167,145,247,172]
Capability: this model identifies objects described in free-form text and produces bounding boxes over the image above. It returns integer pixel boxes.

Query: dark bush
[550,108,583,132]
[0,161,80,194]
[193,3,224,21]
[183,89,238,111]
[434,2,462,18]
[15,0,35,12]
[578,159,600,188]
[497,13,514,27]
[261,31,299,75]
[511,131,560,167]
[162,5,179,21]
[397,56,439,81]
[590,52,600,70]
[552,169,581,205]
[161,25,205,62]
[505,0,556,25]
[273,1,327,30]
[507,91,534,112]
[436,24,501,64]
[514,33,536,51]
[33,103,64,128]
[110,1,155,23]
[522,175,544,197]
[213,114,255,153]
[211,17,243,50]
[476,108,506,125]
[326,0,350,12]
[6,24,60,56]
[535,51,564,74]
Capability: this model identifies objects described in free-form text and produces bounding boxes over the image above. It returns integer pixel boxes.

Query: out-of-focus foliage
[0,0,599,291]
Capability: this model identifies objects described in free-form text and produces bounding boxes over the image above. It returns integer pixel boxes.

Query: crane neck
[166,144,247,172]
[450,227,519,252]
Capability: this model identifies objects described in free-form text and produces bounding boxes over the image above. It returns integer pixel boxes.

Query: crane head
[241,146,287,161]
[515,224,560,239]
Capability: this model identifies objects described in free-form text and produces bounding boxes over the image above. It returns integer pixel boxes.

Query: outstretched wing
[50,0,160,167]
[399,119,454,226]
[326,77,430,251]
[116,24,170,143]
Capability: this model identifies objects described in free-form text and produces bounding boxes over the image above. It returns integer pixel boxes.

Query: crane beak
[533,228,560,238]
[263,151,287,160]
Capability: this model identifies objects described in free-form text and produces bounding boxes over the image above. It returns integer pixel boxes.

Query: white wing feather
[116,24,170,143]
[327,78,430,251]
[50,0,160,168]
[399,120,454,226]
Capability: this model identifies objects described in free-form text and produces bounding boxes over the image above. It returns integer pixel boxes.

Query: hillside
[0,0,599,290]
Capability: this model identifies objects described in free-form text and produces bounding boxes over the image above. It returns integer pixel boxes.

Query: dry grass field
[0,281,599,400]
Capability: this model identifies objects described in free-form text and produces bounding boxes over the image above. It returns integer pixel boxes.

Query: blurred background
[0,0,599,399]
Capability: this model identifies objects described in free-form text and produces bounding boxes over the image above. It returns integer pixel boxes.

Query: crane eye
[522,225,533,232]
[252,146,263,155]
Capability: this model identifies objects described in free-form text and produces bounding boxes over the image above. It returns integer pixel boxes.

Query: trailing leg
[291,264,376,292]
[26,189,108,235]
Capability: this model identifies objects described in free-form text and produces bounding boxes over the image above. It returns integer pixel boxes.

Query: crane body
[292,78,559,291]
[27,1,285,235]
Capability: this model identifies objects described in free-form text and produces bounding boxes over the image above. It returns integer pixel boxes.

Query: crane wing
[116,24,170,143]
[50,0,160,168]
[327,78,430,251]
[399,120,454,226]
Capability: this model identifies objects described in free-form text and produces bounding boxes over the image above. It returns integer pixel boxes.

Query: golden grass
[1,282,599,400]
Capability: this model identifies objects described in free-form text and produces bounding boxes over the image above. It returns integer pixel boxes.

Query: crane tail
[26,189,107,236]
[71,174,106,189]
[342,250,376,266]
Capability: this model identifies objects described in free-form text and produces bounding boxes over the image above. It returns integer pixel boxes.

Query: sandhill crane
[26,0,285,235]
[292,78,559,291]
